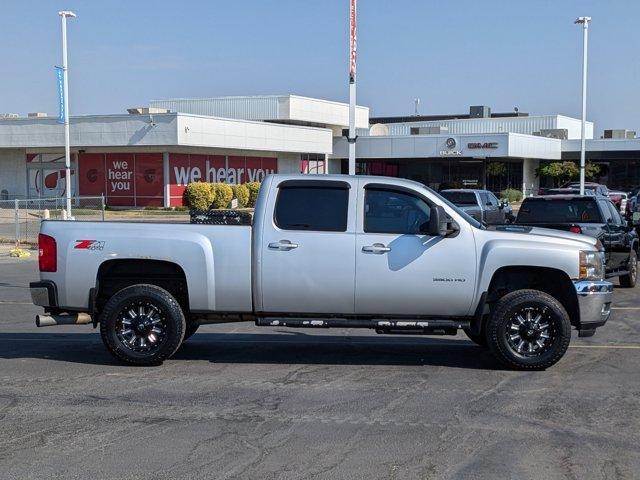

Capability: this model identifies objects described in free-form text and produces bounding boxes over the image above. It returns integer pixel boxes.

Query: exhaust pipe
[36,312,92,327]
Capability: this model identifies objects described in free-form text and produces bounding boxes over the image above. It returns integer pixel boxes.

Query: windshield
[422,186,484,229]
[516,198,603,224]
[440,191,477,206]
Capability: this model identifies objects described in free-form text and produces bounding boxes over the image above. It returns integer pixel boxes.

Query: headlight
[579,250,605,280]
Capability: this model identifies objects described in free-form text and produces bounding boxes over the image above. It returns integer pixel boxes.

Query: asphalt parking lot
[1,254,639,480]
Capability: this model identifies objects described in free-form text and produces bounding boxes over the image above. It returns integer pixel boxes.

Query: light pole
[575,16,591,196]
[59,10,76,218]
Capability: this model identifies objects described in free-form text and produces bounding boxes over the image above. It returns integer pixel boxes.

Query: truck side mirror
[429,205,457,236]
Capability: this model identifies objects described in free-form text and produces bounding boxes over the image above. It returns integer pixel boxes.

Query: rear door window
[274,186,349,232]
[516,198,603,224]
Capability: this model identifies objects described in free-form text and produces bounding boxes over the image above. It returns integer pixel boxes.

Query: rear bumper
[29,281,58,308]
[573,280,613,336]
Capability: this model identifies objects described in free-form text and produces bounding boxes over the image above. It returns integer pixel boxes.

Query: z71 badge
[74,240,105,251]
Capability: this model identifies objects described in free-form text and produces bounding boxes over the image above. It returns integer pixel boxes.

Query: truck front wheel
[619,250,637,288]
[99,284,186,366]
[486,289,571,370]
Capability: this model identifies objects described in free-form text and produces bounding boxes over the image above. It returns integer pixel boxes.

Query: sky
[2,0,639,135]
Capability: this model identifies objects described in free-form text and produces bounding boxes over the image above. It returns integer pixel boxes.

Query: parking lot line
[611,307,640,310]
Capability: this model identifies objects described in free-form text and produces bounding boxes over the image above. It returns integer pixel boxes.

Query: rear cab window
[274,184,349,232]
[440,191,477,206]
[516,198,604,224]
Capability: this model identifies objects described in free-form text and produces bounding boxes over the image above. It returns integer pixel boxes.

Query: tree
[486,162,506,177]
[585,161,601,181]
[537,161,602,186]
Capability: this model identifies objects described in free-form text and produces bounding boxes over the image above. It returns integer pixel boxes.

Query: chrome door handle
[268,240,299,251]
[362,243,391,254]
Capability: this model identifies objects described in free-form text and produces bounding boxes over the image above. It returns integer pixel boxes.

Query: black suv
[515,195,638,287]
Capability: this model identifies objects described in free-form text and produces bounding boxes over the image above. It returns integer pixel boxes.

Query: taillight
[38,233,57,272]
[569,225,582,234]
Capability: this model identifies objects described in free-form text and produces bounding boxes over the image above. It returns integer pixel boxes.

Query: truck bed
[39,220,253,312]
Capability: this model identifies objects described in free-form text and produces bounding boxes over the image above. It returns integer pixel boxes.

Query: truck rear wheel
[486,289,571,370]
[619,250,637,288]
[99,284,185,366]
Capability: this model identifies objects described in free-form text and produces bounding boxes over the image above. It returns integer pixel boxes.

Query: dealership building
[0,94,639,206]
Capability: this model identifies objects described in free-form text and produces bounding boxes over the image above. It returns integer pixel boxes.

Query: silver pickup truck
[30,174,613,370]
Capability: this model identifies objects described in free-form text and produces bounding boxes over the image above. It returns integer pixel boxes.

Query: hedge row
[500,188,523,203]
[185,182,261,210]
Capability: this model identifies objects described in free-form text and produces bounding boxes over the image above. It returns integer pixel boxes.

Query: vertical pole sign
[58,11,76,218]
[55,66,65,124]
[348,0,357,176]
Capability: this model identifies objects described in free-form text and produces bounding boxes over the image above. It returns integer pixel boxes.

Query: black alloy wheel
[100,284,185,365]
[486,289,571,370]
[619,250,637,288]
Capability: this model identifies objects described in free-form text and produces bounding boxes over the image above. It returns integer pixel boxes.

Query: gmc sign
[467,142,499,149]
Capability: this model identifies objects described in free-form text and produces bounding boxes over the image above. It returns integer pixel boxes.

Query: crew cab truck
[30,175,613,370]
[515,195,638,287]
[440,189,508,225]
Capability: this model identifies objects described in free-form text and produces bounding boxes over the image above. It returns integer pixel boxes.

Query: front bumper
[573,280,613,337]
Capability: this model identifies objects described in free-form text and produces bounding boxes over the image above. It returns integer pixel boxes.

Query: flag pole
[59,11,76,218]
[348,0,357,176]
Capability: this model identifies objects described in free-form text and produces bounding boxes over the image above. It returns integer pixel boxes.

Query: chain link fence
[0,196,105,245]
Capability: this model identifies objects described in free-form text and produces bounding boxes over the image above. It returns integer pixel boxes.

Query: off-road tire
[99,284,185,366]
[619,250,637,288]
[486,289,571,370]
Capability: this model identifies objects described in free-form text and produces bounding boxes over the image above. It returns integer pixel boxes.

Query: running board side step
[256,317,470,335]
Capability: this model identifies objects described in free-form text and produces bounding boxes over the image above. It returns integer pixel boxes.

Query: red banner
[76,152,276,207]
[134,153,163,206]
[78,153,106,196]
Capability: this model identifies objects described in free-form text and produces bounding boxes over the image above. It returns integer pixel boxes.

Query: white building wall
[151,95,369,129]
[0,149,27,199]
[522,158,540,197]
[276,153,301,174]
[361,115,594,140]
[176,115,332,154]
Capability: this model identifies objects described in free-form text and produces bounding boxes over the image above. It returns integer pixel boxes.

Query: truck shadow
[0,332,504,370]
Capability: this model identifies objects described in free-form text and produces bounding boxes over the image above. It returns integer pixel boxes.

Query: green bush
[185,182,214,210]
[212,183,234,209]
[231,184,250,208]
[500,188,523,203]
[246,182,261,208]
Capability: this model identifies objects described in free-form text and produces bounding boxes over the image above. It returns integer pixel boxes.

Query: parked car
[30,174,613,370]
[515,194,638,286]
[440,189,507,224]
[561,181,609,197]
[608,190,628,214]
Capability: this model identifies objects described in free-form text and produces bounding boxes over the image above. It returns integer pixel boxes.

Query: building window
[300,154,326,174]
